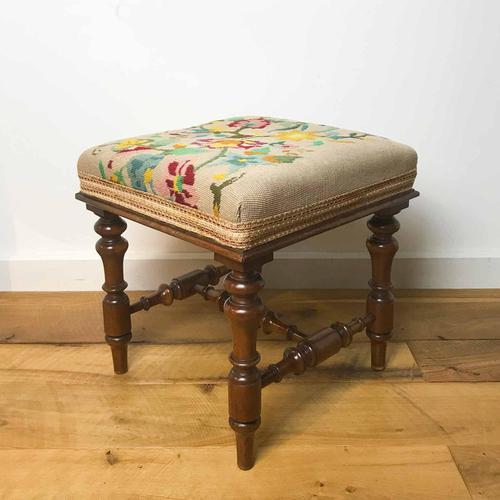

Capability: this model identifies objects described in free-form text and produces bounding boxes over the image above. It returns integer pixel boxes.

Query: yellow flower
[114,138,149,151]
[213,173,226,181]
[263,155,280,163]
[144,168,154,184]
[275,130,318,141]
[110,174,119,183]
[173,143,186,149]
[204,121,233,133]
[208,139,242,148]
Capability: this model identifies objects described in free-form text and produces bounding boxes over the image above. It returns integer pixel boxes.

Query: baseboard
[1,256,500,290]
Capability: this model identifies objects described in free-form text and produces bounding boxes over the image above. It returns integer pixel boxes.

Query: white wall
[1,0,499,290]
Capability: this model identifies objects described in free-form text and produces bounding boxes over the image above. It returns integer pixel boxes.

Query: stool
[76,116,418,470]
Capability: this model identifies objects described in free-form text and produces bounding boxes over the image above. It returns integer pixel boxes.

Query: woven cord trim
[79,170,416,249]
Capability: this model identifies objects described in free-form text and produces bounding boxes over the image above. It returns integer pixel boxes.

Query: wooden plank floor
[3,289,500,343]
[0,290,499,498]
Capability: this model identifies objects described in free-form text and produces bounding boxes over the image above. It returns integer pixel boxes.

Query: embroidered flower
[193,138,266,150]
[263,155,300,164]
[228,117,271,129]
[93,117,370,217]
[244,147,271,155]
[113,138,152,152]
[221,154,261,170]
[144,168,154,186]
[275,130,319,141]
[165,160,198,208]
[193,138,241,149]
[202,121,234,133]
[235,140,267,150]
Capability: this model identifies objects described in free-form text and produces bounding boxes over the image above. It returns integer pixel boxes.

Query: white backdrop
[1,0,499,290]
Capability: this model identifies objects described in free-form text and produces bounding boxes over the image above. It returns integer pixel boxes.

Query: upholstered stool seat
[76,115,418,470]
[77,116,417,249]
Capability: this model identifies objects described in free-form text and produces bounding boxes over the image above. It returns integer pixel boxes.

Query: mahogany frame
[77,187,419,470]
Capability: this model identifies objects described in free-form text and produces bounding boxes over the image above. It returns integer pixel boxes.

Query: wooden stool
[76,116,418,470]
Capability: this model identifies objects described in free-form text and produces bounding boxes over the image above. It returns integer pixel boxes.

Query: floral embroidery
[193,138,266,150]
[165,160,198,208]
[275,130,319,142]
[218,153,262,173]
[210,174,245,217]
[143,168,154,186]
[125,153,164,193]
[262,154,300,164]
[92,116,369,215]
[113,138,152,152]
[228,117,271,129]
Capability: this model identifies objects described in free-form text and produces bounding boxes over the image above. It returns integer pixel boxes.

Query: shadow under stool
[76,116,418,470]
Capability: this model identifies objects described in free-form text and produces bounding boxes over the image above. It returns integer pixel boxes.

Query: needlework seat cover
[77,116,417,249]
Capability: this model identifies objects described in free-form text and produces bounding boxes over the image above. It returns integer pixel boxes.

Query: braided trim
[78,171,416,249]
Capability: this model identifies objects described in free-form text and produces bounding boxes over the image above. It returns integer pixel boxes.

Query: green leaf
[115,169,125,184]
[98,160,106,179]
[249,147,271,154]
[164,147,206,155]
[270,155,299,163]
[147,136,179,147]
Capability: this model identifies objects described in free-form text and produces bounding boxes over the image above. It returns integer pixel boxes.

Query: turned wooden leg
[223,270,265,470]
[95,213,132,374]
[366,210,400,371]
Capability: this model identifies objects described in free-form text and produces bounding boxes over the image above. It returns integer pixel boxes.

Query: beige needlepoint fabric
[77,116,417,249]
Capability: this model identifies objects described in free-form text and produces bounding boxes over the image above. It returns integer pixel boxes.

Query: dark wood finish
[366,209,401,371]
[129,284,174,314]
[262,310,308,341]
[76,189,418,264]
[223,268,266,470]
[193,284,229,312]
[261,314,373,387]
[129,265,228,313]
[77,186,419,469]
[94,213,132,374]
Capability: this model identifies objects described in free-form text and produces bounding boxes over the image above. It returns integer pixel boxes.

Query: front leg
[366,209,400,371]
[95,212,132,374]
[223,269,265,470]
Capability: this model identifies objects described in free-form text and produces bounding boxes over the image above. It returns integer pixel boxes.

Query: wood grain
[450,445,500,499]
[1,371,499,449]
[2,289,500,343]
[409,340,500,382]
[0,342,421,385]
[1,289,498,496]
[0,445,470,499]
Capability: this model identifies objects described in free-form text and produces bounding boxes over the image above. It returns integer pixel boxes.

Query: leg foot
[232,420,260,470]
[106,333,132,374]
[366,211,400,371]
[224,270,264,470]
[370,339,387,371]
[95,213,132,374]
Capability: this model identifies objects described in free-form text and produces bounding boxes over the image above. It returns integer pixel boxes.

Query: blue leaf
[125,154,164,191]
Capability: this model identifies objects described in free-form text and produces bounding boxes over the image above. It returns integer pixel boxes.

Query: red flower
[193,138,266,150]
[165,160,198,208]
[115,146,152,153]
[228,117,271,129]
